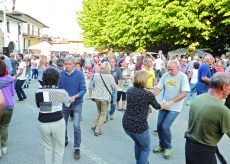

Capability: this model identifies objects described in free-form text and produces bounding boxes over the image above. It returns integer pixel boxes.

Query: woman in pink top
[214,60,224,72]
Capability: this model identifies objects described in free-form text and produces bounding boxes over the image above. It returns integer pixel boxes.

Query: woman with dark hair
[0,61,14,157]
[35,68,71,164]
[117,59,132,111]
[0,55,8,75]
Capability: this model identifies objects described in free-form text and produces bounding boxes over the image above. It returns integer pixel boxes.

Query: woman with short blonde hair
[37,55,48,86]
[100,62,111,74]
[91,61,117,136]
[133,71,149,89]
[122,70,169,164]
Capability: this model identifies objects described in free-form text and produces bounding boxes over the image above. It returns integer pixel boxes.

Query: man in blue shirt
[3,55,13,75]
[59,56,86,160]
[196,55,214,95]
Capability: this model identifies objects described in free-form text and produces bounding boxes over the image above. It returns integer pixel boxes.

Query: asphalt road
[1,80,229,164]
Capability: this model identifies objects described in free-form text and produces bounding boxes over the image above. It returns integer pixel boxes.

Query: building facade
[0,10,25,54]
[10,11,49,53]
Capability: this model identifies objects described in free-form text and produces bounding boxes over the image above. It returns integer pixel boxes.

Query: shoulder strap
[100,73,112,96]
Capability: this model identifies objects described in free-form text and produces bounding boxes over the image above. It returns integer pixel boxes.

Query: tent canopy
[167,48,211,58]
[28,41,52,56]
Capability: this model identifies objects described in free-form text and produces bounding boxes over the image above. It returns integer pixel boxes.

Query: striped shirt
[35,88,70,123]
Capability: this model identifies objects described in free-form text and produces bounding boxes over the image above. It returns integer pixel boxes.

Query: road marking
[68,138,109,164]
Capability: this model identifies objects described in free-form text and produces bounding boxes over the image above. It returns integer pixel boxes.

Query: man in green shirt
[185,72,230,164]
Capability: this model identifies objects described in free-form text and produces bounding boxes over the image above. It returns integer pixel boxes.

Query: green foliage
[78,0,230,54]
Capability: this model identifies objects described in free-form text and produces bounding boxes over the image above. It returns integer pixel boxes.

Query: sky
[14,0,83,40]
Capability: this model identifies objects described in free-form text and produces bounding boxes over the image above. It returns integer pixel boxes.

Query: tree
[78,0,230,54]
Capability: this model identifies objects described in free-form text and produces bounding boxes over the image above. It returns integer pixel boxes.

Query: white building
[0,10,26,54]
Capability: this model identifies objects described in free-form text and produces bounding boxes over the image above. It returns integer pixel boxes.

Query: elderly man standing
[153,60,190,159]
[196,55,214,95]
[59,56,86,160]
[185,72,230,164]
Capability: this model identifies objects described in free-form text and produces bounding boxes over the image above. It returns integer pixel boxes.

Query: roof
[0,10,27,23]
[9,11,49,28]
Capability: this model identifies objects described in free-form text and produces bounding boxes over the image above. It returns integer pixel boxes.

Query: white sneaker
[110,115,114,120]
[2,147,7,155]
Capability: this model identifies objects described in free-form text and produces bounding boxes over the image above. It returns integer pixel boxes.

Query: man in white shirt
[14,54,27,102]
[153,60,190,159]
[155,55,164,82]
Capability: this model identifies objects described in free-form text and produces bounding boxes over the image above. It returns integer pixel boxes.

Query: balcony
[31,30,39,38]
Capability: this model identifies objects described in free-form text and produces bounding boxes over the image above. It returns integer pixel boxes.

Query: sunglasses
[0,56,5,60]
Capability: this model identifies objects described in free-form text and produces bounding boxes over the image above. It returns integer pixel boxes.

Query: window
[27,24,30,34]
[23,38,26,49]
[18,24,21,35]
[38,28,40,37]
[32,25,34,35]
[28,39,31,47]
[7,22,10,32]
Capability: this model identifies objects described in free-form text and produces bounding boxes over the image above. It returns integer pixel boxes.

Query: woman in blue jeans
[122,71,169,164]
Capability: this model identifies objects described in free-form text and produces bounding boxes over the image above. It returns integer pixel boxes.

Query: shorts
[117,91,127,101]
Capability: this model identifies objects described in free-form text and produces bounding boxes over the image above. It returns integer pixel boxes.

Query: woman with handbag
[91,62,117,136]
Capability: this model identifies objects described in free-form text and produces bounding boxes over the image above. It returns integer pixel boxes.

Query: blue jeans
[109,91,117,116]
[186,82,197,101]
[23,73,31,87]
[15,79,26,101]
[196,82,209,95]
[157,110,179,149]
[155,69,161,82]
[125,129,150,164]
[62,104,82,149]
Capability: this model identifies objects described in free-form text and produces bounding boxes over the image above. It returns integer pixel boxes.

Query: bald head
[167,60,179,76]
[167,60,179,67]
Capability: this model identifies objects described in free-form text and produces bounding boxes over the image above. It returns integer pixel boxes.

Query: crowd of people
[0,50,230,164]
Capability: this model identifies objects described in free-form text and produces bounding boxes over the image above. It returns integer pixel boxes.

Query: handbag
[100,73,113,104]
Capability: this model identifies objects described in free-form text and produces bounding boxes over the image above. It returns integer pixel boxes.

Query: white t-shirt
[125,56,130,64]
[35,59,40,69]
[155,58,163,70]
[190,69,198,84]
[157,72,190,112]
[17,61,26,80]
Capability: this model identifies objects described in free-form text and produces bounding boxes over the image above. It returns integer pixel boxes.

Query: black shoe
[74,149,80,160]
[153,129,158,135]
[65,141,68,147]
